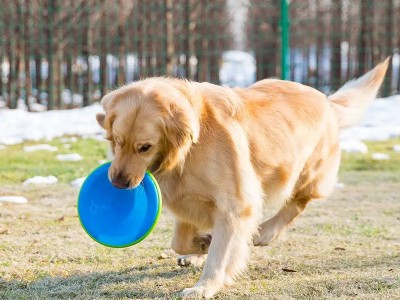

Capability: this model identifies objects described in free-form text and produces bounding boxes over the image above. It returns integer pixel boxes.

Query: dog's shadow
[0,263,197,299]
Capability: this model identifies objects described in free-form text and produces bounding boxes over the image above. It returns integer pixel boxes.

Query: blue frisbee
[77,162,162,248]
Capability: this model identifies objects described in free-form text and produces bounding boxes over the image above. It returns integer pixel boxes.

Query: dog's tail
[328,58,390,129]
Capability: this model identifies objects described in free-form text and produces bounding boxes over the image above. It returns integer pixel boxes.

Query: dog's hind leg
[254,142,341,246]
[253,196,310,246]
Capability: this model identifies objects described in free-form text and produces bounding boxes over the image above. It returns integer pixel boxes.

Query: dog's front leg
[181,213,242,299]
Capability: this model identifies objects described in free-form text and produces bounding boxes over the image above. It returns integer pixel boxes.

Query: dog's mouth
[110,174,145,190]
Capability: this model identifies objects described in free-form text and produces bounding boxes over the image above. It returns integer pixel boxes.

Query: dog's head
[96,80,199,189]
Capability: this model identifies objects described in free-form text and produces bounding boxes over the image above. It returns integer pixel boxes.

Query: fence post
[280,0,290,80]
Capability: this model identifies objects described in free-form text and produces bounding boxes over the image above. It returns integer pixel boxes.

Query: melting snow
[23,144,58,152]
[0,196,28,204]
[23,175,58,185]
[56,153,83,161]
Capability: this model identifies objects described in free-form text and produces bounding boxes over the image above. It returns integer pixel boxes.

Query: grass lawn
[0,137,399,299]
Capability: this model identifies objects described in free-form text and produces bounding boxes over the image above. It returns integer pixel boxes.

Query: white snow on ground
[340,95,400,153]
[23,144,58,152]
[0,103,103,145]
[56,153,83,161]
[371,153,390,161]
[393,145,400,152]
[0,196,28,204]
[23,175,58,185]
[0,145,6,150]
[0,95,399,151]
[339,140,368,154]
[60,137,78,143]
[71,177,86,188]
[335,182,345,189]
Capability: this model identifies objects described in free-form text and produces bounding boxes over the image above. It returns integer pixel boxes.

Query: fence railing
[0,0,399,111]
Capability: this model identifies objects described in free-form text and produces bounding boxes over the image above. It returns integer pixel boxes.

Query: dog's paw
[181,285,216,299]
[224,275,235,287]
[253,229,279,246]
[178,254,207,267]
[193,234,212,253]
[181,286,206,299]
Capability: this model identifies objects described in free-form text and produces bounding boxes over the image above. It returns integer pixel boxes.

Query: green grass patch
[0,137,108,185]
[340,138,400,173]
[1,137,399,186]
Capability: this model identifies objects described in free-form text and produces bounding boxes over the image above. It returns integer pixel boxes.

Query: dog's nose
[111,174,130,189]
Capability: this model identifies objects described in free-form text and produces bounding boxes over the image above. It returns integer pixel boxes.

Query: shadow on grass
[0,264,193,299]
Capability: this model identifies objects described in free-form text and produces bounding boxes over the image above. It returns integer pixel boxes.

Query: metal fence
[0,0,399,111]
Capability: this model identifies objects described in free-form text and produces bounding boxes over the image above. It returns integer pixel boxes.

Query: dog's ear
[96,93,116,129]
[96,113,106,128]
[159,102,199,173]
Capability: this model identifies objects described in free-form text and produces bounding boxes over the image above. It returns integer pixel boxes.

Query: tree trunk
[6,4,17,108]
[266,5,278,78]
[184,0,191,78]
[358,0,373,76]
[315,0,323,89]
[82,30,93,107]
[383,0,393,96]
[199,3,209,81]
[35,56,42,103]
[24,0,32,111]
[55,45,63,108]
[99,9,108,97]
[330,0,342,90]
[46,0,56,110]
[165,0,175,76]
[15,2,23,106]
[81,2,92,107]
[117,0,126,85]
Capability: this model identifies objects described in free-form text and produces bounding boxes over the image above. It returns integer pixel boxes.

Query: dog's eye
[138,144,152,153]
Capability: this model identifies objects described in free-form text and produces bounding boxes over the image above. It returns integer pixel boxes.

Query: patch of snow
[0,196,28,204]
[0,92,399,148]
[56,153,83,161]
[340,96,400,142]
[60,137,78,143]
[1,137,23,145]
[83,133,105,141]
[30,103,47,112]
[340,139,368,153]
[371,153,390,161]
[220,50,256,88]
[339,95,400,151]
[0,103,104,145]
[393,145,400,152]
[23,175,58,185]
[17,99,28,111]
[23,144,58,152]
[71,177,86,188]
[335,182,345,189]
[0,145,6,150]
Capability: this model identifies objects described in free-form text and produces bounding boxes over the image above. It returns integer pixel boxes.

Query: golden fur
[97,59,389,298]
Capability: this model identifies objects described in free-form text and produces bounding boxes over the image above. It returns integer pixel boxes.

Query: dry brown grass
[0,138,399,299]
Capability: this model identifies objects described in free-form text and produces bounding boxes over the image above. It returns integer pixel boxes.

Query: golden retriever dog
[96,59,389,298]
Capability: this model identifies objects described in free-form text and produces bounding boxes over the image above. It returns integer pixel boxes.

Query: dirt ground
[0,170,399,299]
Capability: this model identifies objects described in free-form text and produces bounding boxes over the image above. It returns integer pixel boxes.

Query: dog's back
[236,60,389,206]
